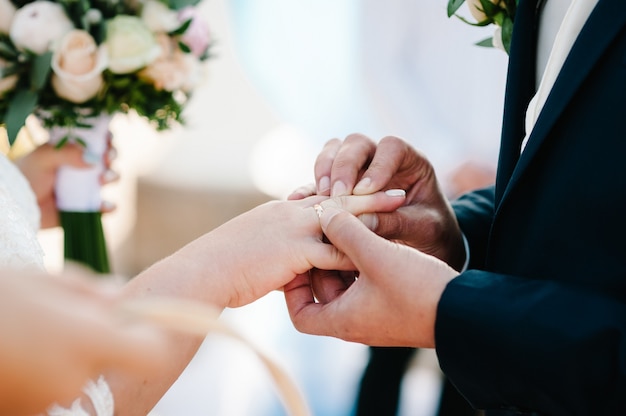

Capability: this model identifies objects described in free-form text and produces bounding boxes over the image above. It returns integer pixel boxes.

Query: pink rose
[139,34,200,92]
[51,30,107,103]
[178,7,211,58]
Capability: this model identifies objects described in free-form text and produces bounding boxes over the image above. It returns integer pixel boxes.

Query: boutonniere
[447,0,518,54]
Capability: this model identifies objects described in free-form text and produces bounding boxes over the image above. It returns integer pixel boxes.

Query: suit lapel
[495,0,540,203]
[498,0,626,205]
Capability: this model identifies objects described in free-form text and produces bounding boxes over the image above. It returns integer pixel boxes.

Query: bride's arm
[77,191,408,416]
[10,140,406,415]
[0,268,166,416]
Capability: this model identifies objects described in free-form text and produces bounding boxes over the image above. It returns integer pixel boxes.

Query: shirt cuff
[460,232,470,272]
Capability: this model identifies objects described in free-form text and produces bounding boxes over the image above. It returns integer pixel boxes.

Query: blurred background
[36,0,508,414]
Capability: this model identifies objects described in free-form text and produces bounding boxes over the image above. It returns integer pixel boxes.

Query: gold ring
[313,204,324,218]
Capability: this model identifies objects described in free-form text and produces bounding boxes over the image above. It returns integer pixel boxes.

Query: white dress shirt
[522,0,599,151]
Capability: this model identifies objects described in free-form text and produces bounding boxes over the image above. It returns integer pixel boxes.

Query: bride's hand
[164,190,407,309]
[15,138,118,229]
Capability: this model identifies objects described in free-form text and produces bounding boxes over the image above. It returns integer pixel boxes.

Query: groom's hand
[289,134,466,271]
[284,203,458,348]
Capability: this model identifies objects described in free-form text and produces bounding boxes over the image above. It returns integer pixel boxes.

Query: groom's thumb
[320,206,385,270]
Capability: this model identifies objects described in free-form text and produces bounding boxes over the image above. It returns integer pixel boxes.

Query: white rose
[9,1,74,54]
[466,0,501,23]
[141,0,180,33]
[0,0,16,35]
[105,15,161,74]
[51,30,107,103]
[0,58,18,96]
[492,26,505,52]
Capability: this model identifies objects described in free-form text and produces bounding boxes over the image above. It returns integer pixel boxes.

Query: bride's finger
[288,183,317,200]
[320,189,406,217]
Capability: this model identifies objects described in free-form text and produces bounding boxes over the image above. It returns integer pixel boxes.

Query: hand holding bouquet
[0,0,213,273]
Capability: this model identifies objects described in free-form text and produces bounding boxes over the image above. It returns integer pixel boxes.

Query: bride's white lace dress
[0,153,44,269]
[0,153,113,416]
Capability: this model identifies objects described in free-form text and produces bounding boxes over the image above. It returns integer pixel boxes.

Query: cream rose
[9,1,74,54]
[0,0,16,35]
[466,0,501,23]
[141,0,180,33]
[0,58,18,96]
[51,30,107,103]
[139,34,198,92]
[105,15,161,74]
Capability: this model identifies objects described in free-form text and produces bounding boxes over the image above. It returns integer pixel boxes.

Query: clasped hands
[283,134,465,349]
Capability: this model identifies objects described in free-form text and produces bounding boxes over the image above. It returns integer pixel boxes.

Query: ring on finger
[313,203,324,218]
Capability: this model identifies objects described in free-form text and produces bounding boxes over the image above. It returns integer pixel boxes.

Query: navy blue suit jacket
[435,0,626,414]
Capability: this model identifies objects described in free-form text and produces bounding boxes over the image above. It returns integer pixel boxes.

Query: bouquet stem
[47,114,112,275]
[60,211,110,274]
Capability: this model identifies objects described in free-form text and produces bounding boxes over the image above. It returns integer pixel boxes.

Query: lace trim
[47,376,114,416]
[47,399,90,416]
[84,376,114,416]
[0,154,44,269]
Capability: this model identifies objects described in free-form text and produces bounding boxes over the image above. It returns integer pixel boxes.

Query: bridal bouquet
[0,0,212,272]
[447,0,517,53]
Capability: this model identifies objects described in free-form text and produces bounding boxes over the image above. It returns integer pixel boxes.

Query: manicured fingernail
[385,189,406,197]
[83,152,100,165]
[354,177,371,193]
[358,213,378,231]
[318,176,330,194]
[331,180,347,196]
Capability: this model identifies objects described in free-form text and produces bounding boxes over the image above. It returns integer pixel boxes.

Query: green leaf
[455,14,492,27]
[447,0,466,17]
[479,0,500,16]
[54,135,69,148]
[168,0,201,10]
[170,18,192,36]
[31,52,53,90]
[5,89,38,145]
[0,41,17,59]
[475,37,494,48]
[501,17,514,54]
[506,0,518,19]
[0,63,19,78]
[0,35,17,58]
[178,41,191,54]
